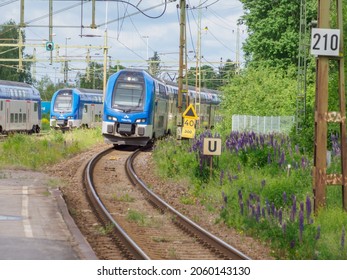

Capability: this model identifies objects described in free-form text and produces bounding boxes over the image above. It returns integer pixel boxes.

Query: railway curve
[84,146,251,260]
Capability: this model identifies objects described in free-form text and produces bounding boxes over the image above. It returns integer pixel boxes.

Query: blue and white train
[0,80,41,134]
[102,69,220,146]
[50,88,103,130]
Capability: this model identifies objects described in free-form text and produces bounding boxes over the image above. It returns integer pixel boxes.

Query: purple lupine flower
[271,202,275,216]
[283,192,287,204]
[306,195,312,224]
[267,153,272,164]
[240,201,244,215]
[341,227,345,249]
[222,192,227,204]
[266,201,270,217]
[300,202,304,212]
[290,240,295,249]
[315,225,321,240]
[256,202,261,222]
[299,210,304,242]
[238,189,243,202]
[278,209,283,225]
[262,207,266,219]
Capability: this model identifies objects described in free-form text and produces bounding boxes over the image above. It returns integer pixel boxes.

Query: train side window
[19,114,23,123]
[23,113,26,122]
[10,113,14,123]
[0,101,3,111]
[84,105,88,113]
[34,103,38,112]
[15,113,18,123]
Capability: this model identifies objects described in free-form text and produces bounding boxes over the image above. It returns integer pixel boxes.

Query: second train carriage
[102,69,221,147]
[50,88,103,130]
[0,80,41,134]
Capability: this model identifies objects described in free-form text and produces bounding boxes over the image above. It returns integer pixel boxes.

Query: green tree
[239,0,317,69]
[79,62,104,89]
[148,51,161,77]
[0,20,32,82]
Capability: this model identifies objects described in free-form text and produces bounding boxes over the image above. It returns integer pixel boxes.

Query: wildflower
[222,192,227,204]
[283,192,287,204]
[256,202,261,222]
[278,209,283,225]
[299,210,304,242]
[240,201,244,215]
[290,240,295,249]
[262,207,266,219]
[238,189,243,202]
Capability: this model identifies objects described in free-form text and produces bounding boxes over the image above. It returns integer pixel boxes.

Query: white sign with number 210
[310,28,340,56]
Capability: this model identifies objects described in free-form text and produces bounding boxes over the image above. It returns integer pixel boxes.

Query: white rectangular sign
[310,28,340,56]
[203,138,222,156]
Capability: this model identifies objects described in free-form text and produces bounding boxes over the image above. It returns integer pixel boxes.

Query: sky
[1,0,247,83]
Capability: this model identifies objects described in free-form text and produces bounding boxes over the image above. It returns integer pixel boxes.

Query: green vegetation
[152,132,347,259]
[0,128,103,170]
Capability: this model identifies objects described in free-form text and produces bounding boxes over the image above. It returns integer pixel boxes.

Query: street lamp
[64,37,71,85]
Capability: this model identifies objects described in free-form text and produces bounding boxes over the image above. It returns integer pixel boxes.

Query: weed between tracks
[153,132,347,260]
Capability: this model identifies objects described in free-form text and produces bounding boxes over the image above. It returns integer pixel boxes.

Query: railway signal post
[313,0,347,212]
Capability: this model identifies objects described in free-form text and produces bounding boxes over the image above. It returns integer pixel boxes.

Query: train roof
[0,79,41,101]
[0,79,33,88]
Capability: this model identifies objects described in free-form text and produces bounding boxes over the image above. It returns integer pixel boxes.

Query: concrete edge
[52,188,98,260]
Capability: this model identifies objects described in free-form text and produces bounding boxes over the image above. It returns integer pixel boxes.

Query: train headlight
[107,116,118,122]
[135,118,146,123]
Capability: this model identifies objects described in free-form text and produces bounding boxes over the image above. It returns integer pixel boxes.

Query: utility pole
[177,0,188,139]
[49,0,53,65]
[313,0,347,212]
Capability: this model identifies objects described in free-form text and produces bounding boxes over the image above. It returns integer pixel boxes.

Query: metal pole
[177,0,186,139]
[103,29,108,102]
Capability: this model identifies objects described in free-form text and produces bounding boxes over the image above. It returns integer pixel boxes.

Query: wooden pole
[313,0,331,212]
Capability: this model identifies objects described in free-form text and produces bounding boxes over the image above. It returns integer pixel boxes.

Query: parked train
[102,69,220,146]
[0,80,41,134]
[50,88,103,130]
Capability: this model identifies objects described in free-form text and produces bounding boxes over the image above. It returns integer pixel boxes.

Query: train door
[26,101,31,131]
[90,104,95,127]
[4,100,10,131]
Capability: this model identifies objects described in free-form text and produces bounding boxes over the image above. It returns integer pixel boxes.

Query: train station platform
[0,169,97,260]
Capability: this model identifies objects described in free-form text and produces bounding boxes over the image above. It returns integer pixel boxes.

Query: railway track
[84,146,250,260]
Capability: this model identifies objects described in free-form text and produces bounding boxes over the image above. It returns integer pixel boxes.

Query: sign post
[203,138,222,179]
[311,0,347,212]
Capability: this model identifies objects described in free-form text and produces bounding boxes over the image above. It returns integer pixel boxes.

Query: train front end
[50,89,79,130]
[102,70,153,146]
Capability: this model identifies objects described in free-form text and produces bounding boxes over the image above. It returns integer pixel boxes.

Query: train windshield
[112,82,144,112]
[53,91,73,112]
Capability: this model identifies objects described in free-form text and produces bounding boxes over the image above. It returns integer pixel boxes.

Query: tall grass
[0,128,104,170]
[152,131,347,259]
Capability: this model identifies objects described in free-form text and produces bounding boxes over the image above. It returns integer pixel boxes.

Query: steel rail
[84,147,150,260]
[126,149,251,260]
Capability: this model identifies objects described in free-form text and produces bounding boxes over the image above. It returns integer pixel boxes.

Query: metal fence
[232,115,295,134]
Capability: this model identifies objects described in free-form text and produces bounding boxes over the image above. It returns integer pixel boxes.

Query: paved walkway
[0,169,97,260]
